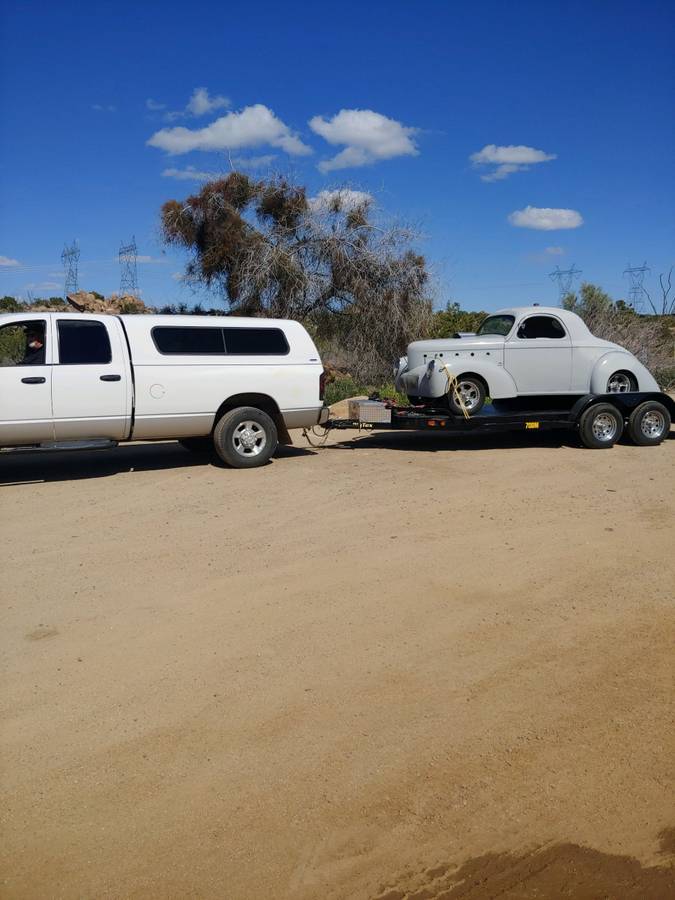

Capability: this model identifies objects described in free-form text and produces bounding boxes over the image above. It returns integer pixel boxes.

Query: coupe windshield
[476,314,515,337]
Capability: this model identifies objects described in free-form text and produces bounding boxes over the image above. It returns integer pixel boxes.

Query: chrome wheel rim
[607,373,632,393]
[457,381,481,411]
[640,410,666,439]
[232,421,267,457]
[592,412,618,441]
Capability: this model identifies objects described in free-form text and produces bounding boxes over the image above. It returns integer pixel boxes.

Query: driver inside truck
[21,325,46,366]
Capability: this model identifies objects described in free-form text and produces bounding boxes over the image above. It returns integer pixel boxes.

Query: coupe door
[504,314,572,394]
[0,318,54,444]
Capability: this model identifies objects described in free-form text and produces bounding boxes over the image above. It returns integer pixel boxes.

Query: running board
[1,439,119,454]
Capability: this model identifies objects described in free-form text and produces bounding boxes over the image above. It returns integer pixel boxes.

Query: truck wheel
[213,407,278,468]
[447,377,486,416]
[579,403,623,449]
[179,437,212,453]
[626,401,670,446]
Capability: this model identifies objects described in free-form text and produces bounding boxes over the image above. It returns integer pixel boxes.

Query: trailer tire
[213,406,278,468]
[579,403,623,449]
[626,401,670,446]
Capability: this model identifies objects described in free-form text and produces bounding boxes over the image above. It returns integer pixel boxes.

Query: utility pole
[119,236,139,298]
[548,264,581,303]
[61,241,80,297]
[623,262,649,312]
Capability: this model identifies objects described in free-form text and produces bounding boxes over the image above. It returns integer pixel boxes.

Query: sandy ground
[1,419,674,899]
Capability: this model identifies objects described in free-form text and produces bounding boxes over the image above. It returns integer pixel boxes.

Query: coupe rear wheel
[626,401,670,446]
[579,403,623,449]
[606,371,637,393]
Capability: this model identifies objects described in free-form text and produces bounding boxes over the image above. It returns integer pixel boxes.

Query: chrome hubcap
[592,412,618,441]
[457,381,480,410]
[641,411,665,438]
[607,373,632,393]
[232,421,266,457]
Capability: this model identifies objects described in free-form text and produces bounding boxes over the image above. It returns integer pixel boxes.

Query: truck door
[51,317,131,440]
[0,317,54,444]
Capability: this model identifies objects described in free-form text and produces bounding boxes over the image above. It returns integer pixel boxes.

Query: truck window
[152,326,289,356]
[58,320,112,364]
[152,327,226,355]
[223,327,289,355]
[0,320,47,366]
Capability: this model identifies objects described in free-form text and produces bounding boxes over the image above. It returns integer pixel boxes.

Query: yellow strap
[438,362,471,419]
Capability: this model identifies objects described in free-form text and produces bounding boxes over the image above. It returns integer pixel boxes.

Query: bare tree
[643,266,674,316]
[161,174,432,380]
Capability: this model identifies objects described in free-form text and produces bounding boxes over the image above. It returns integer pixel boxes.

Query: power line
[548,264,581,302]
[119,236,139,297]
[623,262,649,311]
[61,241,80,297]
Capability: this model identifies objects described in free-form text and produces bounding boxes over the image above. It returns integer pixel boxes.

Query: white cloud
[146,98,166,111]
[25,281,60,291]
[231,154,277,169]
[309,109,419,172]
[162,166,218,181]
[544,245,565,255]
[471,144,556,181]
[135,256,166,264]
[171,271,185,281]
[508,206,583,231]
[92,104,116,112]
[0,255,20,267]
[186,87,230,117]
[308,189,373,212]
[148,104,312,156]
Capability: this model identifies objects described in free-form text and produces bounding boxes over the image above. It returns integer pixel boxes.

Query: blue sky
[1,0,673,312]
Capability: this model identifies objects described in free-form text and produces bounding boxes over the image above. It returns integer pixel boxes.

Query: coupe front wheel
[447,377,486,416]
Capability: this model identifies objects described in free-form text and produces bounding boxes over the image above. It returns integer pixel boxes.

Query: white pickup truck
[0,312,327,468]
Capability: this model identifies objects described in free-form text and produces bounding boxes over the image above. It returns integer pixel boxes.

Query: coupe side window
[517,316,566,339]
[0,320,47,366]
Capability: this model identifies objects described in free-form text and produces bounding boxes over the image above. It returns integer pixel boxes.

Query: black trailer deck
[324,392,674,449]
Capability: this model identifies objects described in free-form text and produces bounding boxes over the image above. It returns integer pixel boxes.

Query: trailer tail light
[319,368,326,401]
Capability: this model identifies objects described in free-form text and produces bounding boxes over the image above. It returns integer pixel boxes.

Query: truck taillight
[319,369,326,401]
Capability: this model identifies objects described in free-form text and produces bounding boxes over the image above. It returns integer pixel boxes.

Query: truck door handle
[100,374,122,382]
[21,376,46,384]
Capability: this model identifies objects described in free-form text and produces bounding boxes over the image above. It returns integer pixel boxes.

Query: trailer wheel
[626,401,670,446]
[213,406,278,468]
[579,403,623,449]
[447,377,486,416]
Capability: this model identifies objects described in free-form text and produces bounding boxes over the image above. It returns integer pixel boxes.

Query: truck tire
[179,437,212,453]
[579,403,623,449]
[447,377,486,416]
[626,401,670,446]
[213,406,278,468]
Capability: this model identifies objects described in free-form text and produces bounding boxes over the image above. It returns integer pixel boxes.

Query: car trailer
[323,392,674,449]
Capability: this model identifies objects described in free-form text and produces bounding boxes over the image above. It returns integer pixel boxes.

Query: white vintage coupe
[395,306,660,415]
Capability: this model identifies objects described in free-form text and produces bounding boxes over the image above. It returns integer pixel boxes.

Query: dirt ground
[1,421,674,898]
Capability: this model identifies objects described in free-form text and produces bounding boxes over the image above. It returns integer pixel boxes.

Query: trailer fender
[590,352,660,394]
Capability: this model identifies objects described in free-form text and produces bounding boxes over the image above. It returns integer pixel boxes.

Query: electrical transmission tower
[119,236,139,297]
[623,262,649,311]
[548,264,582,303]
[61,241,80,297]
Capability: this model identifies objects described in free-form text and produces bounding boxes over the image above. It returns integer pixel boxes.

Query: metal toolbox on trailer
[347,399,392,424]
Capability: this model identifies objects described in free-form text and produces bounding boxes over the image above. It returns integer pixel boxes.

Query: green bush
[324,375,408,407]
